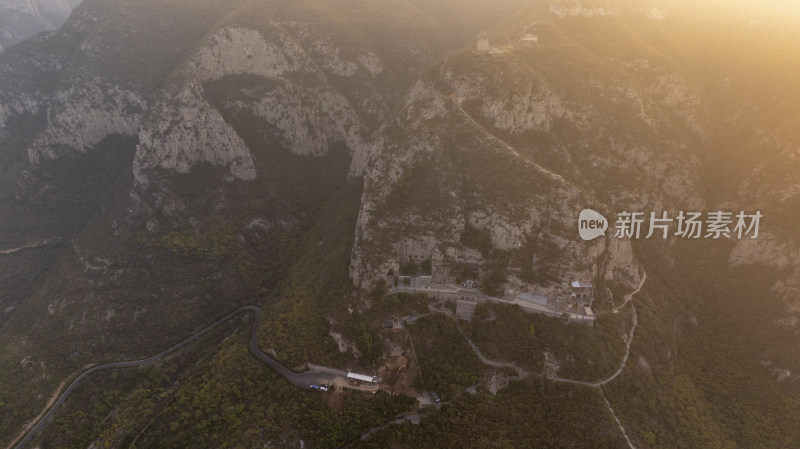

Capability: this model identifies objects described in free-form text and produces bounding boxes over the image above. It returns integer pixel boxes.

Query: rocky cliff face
[2,0,463,205]
[2,0,787,311]
[191,26,312,80]
[0,0,80,51]
[730,234,800,318]
[189,26,373,170]
[27,78,144,164]
[0,11,399,219]
[348,17,717,299]
[133,75,256,183]
[348,73,641,298]
[727,128,800,320]
[0,92,38,132]
[0,0,537,231]
[2,2,800,448]
[127,21,388,187]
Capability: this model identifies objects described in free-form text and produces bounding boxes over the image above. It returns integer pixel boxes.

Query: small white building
[477,37,490,53]
[571,281,594,307]
[521,34,539,45]
[347,372,379,385]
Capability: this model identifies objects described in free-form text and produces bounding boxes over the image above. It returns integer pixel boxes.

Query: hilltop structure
[477,36,490,53]
[521,33,539,45]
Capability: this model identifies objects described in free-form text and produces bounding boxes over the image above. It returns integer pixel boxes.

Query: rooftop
[347,372,376,382]
[519,292,548,306]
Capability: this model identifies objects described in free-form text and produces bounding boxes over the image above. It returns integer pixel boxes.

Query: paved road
[11,305,369,449]
[394,283,600,323]
[244,307,343,389]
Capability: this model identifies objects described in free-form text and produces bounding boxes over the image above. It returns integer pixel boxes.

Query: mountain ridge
[1,1,799,448]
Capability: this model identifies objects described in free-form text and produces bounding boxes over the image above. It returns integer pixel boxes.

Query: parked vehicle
[347,372,379,385]
[310,385,320,390]
[431,391,441,404]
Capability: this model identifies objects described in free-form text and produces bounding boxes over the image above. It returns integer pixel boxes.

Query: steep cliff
[0,0,80,51]
[1,0,533,214]
[27,78,144,164]
[349,75,627,294]
[1,1,800,448]
[348,11,719,300]
[133,75,256,183]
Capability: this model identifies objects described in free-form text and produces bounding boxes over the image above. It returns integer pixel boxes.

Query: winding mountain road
[6,236,647,449]
[9,306,354,449]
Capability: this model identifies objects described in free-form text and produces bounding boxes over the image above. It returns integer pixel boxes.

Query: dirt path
[0,238,61,255]
[357,413,421,441]
[452,273,646,449]
[612,270,647,314]
[438,66,575,189]
[553,301,639,388]
[455,324,527,379]
[455,96,572,187]
[600,387,636,448]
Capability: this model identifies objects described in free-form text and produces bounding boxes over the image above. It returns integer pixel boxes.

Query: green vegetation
[467,303,629,380]
[0,76,367,447]
[399,256,432,276]
[34,321,416,449]
[0,132,137,245]
[460,222,493,255]
[334,292,429,367]
[366,293,430,318]
[3,1,800,448]
[479,269,506,297]
[408,314,483,400]
[353,377,626,449]
[605,240,800,448]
